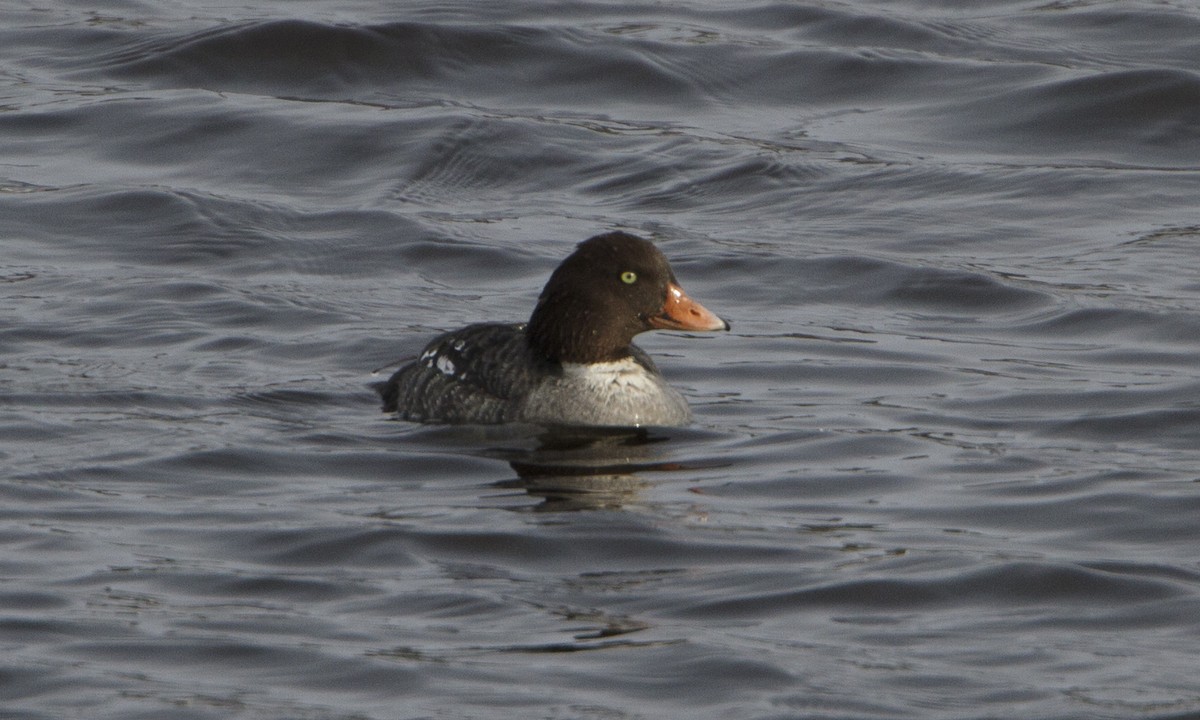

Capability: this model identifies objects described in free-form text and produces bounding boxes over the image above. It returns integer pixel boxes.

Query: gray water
[3,1,1200,718]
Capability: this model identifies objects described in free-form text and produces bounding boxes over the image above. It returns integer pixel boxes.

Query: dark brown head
[526,232,729,363]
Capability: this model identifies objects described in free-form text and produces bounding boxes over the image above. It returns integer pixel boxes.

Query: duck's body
[379,322,691,426]
[376,232,728,428]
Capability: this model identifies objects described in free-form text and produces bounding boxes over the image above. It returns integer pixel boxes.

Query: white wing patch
[420,346,459,377]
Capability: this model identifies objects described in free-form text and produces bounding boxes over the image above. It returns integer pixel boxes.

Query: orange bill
[649,282,730,332]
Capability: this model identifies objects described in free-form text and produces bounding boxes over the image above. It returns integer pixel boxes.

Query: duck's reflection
[488,427,692,511]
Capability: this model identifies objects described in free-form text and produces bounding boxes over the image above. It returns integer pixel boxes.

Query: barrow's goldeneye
[376,231,729,427]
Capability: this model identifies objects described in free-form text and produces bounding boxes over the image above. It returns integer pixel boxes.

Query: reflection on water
[498,468,650,512]
[488,427,726,511]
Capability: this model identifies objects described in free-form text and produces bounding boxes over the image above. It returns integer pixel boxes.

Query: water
[3,1,1200,718]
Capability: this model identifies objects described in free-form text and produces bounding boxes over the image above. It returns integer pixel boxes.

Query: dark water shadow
[399,424,732,511]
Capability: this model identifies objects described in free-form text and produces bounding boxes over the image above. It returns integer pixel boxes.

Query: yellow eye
[621,271,638,285]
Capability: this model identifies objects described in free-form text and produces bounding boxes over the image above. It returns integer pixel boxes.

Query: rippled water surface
[4,1,1200,718]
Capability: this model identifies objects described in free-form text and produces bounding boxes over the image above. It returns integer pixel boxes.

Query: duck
[376,231,729,427]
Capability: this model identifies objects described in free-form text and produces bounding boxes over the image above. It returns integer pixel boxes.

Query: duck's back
[377,323,548,424]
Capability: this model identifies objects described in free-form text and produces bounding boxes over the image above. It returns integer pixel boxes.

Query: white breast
[519,358,691,427]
